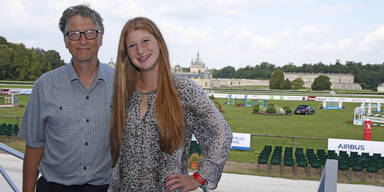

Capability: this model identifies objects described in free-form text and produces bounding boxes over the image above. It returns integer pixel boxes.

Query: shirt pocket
[48,104,79,136]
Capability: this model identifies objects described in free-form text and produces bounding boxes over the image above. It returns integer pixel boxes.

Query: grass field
[0,85,33,88]
[0,94,30,152]
[216,98,384,163]
[0,95,29,124]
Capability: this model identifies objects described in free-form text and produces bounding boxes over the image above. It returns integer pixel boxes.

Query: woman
[109,17,232,192]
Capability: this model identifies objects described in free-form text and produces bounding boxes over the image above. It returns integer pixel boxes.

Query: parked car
[294,105,315,115]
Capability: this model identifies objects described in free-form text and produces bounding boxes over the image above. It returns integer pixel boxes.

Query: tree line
[0,36,64,81]
[1,35,384,90]
[212,61,384,90]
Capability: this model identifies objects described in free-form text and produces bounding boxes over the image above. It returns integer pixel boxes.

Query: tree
[214,66,235,78]
[269,70,284,89]
[13,43,31,80]
[291,78,304,90]
[0,36,65,81]
[281,79,292,90]
[311,75,331,90]
[235,65,253,79]
[42,50,65,72]
[0,43,14,79]
[0,36,7,44]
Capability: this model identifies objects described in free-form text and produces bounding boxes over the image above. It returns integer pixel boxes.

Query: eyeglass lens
[67,30,99,40]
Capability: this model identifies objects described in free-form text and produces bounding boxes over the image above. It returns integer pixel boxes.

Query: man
[18,5,114,192]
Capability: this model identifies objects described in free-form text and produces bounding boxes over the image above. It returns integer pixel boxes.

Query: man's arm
[23,145,44,192]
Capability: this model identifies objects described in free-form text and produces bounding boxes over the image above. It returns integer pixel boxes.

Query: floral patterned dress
[108,76,232,192]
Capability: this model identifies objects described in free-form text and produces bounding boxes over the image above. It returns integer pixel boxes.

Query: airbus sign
[328,138,384,156]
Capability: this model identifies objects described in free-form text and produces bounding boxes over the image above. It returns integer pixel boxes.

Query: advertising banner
[230,133,251,151]
[192,132,251,151]
[328,138,384,156]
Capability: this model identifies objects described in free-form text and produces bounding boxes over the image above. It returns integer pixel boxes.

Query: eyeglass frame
[64,29,102,41]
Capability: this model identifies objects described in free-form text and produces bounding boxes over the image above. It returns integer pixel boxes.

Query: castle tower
[190,51,206,74]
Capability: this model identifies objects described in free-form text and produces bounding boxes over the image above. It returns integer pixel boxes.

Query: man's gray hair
[59,4,104,34]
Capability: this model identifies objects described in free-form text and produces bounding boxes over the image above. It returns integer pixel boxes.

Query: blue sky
[1,0,384,69]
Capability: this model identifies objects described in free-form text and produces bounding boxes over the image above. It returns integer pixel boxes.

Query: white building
[378,83,384,92]
[284,72,361,90]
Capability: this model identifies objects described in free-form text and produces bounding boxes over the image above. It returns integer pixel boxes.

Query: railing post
[0,142,23,192]
[0,165,20,192]
[16,116,19,127]
[318,159,338,192]
[0,142,24,160]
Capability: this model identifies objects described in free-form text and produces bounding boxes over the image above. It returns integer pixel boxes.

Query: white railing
[0,142,24,192]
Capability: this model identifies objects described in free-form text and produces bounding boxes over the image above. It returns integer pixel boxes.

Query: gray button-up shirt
[18,61,114,186]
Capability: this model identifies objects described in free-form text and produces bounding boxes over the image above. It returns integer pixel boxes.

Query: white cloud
[358,26,384,52]
[161,22,212,47]
[228,26,277,51]
[297,25,330,38]
[337,38,353,50]
[0,0,27,17]
[298,38,353,54]
[312,4,353,16]
[0,0,28,27]
[280,0,314,3]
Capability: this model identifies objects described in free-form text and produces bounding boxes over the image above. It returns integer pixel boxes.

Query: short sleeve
[18,82,46,148]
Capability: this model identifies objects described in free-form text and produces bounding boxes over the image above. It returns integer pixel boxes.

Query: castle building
[284,72,361,90]
[190,52,206,74]
[378,83,384,92]
[172,52,212,88]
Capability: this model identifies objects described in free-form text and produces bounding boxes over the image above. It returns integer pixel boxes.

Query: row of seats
[258,145,384,173]
[335,150,384,174]
[0,123,19,136]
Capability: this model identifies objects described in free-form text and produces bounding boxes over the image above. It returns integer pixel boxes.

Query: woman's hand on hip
[165,173,201,192]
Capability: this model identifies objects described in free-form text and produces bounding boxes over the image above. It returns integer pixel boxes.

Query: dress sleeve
[18,82,46,148]
[184,80,232,190]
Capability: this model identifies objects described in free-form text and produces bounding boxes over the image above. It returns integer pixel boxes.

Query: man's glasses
[65,29,102,41]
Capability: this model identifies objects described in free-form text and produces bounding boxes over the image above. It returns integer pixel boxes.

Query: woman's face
[126,29,160,72]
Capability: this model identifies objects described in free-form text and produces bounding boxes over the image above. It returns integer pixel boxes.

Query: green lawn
[0,85,33,88]
[0,95,29,124]
[0,95,29,152]
[217,98,384,163]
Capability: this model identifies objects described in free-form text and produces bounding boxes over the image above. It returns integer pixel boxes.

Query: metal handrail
[318,159,338,192]
[0,142,24,192]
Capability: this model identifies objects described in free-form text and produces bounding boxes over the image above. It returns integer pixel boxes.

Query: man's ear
[98,34,103,47]
[64,36,69,49]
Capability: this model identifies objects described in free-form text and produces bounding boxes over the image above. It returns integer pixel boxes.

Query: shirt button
[59,106,62,110]
[85,142,88,146]
[86,96,89,100]
[83,166,87,170]
[86,119,89,123]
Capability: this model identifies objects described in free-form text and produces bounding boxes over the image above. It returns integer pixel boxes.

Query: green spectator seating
[0,124,5,135]
[13,124,19,135]
[189,140,202,156]
[6,124,13,136]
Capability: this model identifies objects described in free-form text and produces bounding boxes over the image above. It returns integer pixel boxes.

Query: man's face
[64,15,102,64]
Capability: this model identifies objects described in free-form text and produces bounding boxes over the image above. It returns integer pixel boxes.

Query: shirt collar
[66,59,106,82]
